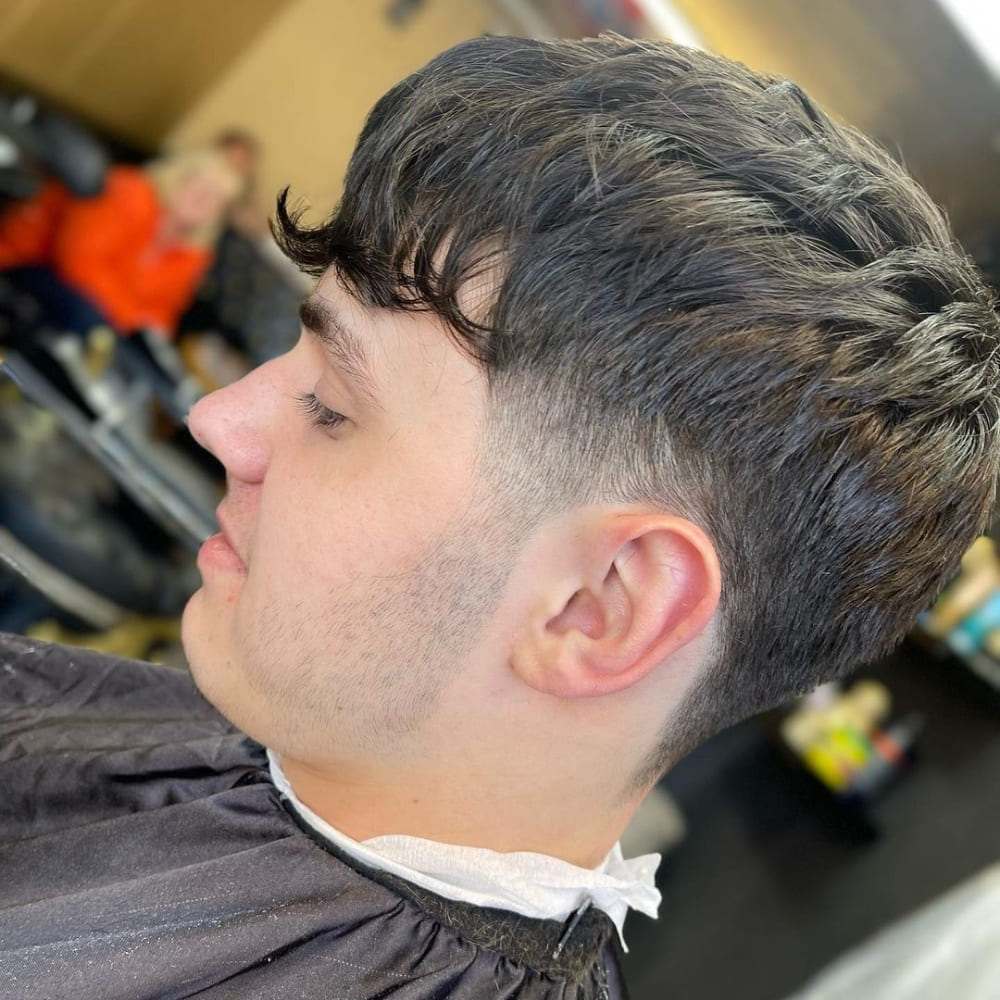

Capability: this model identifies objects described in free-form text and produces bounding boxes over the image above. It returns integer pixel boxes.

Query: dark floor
[621,642,1000,1000]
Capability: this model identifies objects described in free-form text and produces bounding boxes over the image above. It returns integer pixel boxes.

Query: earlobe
[512,514,720,700]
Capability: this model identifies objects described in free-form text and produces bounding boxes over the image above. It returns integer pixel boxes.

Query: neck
[277,752,636,869]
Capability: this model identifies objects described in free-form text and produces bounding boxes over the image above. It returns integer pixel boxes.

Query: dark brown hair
[276,34,1000,777]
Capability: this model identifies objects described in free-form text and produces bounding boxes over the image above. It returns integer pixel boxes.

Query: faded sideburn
[275,34,1000,774]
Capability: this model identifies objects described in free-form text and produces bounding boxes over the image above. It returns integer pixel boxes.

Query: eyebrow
[298,296,379,406]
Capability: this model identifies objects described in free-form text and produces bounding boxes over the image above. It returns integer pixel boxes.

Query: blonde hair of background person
[147,147,245,248]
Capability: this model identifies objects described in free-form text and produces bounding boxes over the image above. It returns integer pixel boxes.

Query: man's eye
[296,392,347,430]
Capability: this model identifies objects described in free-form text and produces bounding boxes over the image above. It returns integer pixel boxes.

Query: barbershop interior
[1,1,999,997]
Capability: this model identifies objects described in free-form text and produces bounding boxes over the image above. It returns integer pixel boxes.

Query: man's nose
[187,363,277,485]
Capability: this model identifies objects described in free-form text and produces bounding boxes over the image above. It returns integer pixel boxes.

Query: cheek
[239,414,479,638]
[264,447,458,575]
[239,466,380,636]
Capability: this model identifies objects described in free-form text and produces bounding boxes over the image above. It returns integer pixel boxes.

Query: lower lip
[197,533,248,574]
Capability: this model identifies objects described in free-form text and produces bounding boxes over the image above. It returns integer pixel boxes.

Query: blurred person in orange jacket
[0,148,242,339]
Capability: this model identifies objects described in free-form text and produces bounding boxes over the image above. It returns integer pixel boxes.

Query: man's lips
[197,532,247,575]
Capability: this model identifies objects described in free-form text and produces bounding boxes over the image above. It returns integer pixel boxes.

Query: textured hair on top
[275,34,1000,778]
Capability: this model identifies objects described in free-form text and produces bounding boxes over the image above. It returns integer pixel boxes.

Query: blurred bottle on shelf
[920,536,999,639]
[918,535,1000,689]
[780,679,920,802]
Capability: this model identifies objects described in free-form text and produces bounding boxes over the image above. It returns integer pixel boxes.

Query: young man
[2,34,998,999]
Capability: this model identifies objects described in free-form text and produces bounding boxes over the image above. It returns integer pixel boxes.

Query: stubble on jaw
[231,492,522,760]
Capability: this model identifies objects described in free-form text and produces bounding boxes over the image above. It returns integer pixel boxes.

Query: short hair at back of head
[275,34,1000,781]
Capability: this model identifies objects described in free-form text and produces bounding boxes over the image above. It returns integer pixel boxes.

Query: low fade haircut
[275,34,1000,784]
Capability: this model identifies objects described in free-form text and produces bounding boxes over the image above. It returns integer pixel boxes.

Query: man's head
[183,35,1000,812]
[214,128,260,186]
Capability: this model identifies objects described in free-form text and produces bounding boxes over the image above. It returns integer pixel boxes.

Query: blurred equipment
[489,0,702,44]
[0,335,218,550]
[918,535,1000,692]
[0,92,108,205]
[0,348,209,628]
[778,679,922,807]
[26,614,183,664]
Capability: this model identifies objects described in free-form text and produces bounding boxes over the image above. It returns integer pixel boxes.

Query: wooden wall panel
[0,0,292,147]
[169,0,492,220]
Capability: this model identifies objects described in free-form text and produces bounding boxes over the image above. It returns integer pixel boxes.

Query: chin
[180,612,259,740]
[180,591,225,697]
[184,641,244,730]
[180,587,204,662]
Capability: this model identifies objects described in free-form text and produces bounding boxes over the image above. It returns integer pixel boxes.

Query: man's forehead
[301,272,485,402]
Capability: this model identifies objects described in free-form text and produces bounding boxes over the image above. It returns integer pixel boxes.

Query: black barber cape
[0,633,628,999]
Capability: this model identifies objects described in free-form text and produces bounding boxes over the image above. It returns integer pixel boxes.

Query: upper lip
[215,508,247,566]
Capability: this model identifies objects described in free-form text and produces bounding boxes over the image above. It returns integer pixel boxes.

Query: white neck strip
[267,750,660,951]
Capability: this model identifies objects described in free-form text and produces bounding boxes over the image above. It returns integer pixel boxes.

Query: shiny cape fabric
[0,633,628,999]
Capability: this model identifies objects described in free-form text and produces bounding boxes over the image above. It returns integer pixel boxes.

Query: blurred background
[0,2,998,998]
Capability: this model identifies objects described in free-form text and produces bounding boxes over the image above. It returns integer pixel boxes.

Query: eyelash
[296,392,347,430]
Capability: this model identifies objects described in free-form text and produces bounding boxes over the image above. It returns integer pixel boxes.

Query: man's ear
[511,514,720,699]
